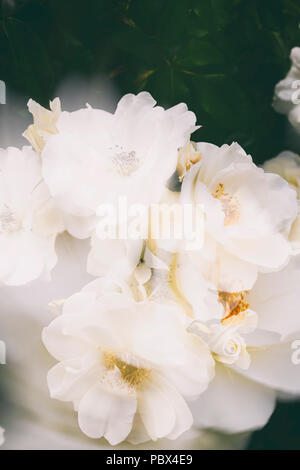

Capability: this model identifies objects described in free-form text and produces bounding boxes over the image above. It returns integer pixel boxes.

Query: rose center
[111,145,141,176]
[225,339,239,355]
[102,351,150,388]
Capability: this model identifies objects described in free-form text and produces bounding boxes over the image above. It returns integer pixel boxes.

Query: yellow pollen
[212,183,225,199]
[218,291,249,324]
[212,183,240,225]
[102,351,151,388]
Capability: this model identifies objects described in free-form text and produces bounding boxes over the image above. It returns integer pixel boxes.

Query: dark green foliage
[0,0,299,163]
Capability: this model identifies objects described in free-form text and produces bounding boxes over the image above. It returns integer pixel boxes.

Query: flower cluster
[2,88,300,446]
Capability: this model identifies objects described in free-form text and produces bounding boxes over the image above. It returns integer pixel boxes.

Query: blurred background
[0,0,300,450]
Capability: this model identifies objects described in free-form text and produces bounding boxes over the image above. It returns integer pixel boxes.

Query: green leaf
[178,37,224,67]
[111,25,162,65]
[3,17,53,103]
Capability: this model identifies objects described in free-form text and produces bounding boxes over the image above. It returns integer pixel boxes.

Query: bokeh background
[0,0,300,450]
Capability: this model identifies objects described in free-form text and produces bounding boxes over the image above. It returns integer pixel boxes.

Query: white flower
[41,92,197,219]
[23,98,61,154]
[187,256,300,433]
[42,278,214,445]
[273,47,300,133]
[0,427,4,446]
[189,310,258,370]
[0,146,64,285]
[0,235,235,450]
[180,141,297,291]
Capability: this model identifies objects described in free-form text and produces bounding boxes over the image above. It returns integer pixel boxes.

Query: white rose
[0,235,239,449]
[42,279,214,445]
[189,310,258,370]
[188,256,300,433]
[180,141,297,291]
[41,92,197,220]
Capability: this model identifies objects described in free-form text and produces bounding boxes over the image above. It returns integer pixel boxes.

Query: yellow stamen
[218,291,249,324]
[212,183,225,199]
[102,351,151,388]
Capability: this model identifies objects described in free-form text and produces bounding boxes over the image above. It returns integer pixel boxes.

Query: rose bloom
[42,278,214,445]
[179,141,297,292]
[185,255,300,433]
[0,235,243,449]
[23,93,197,238]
